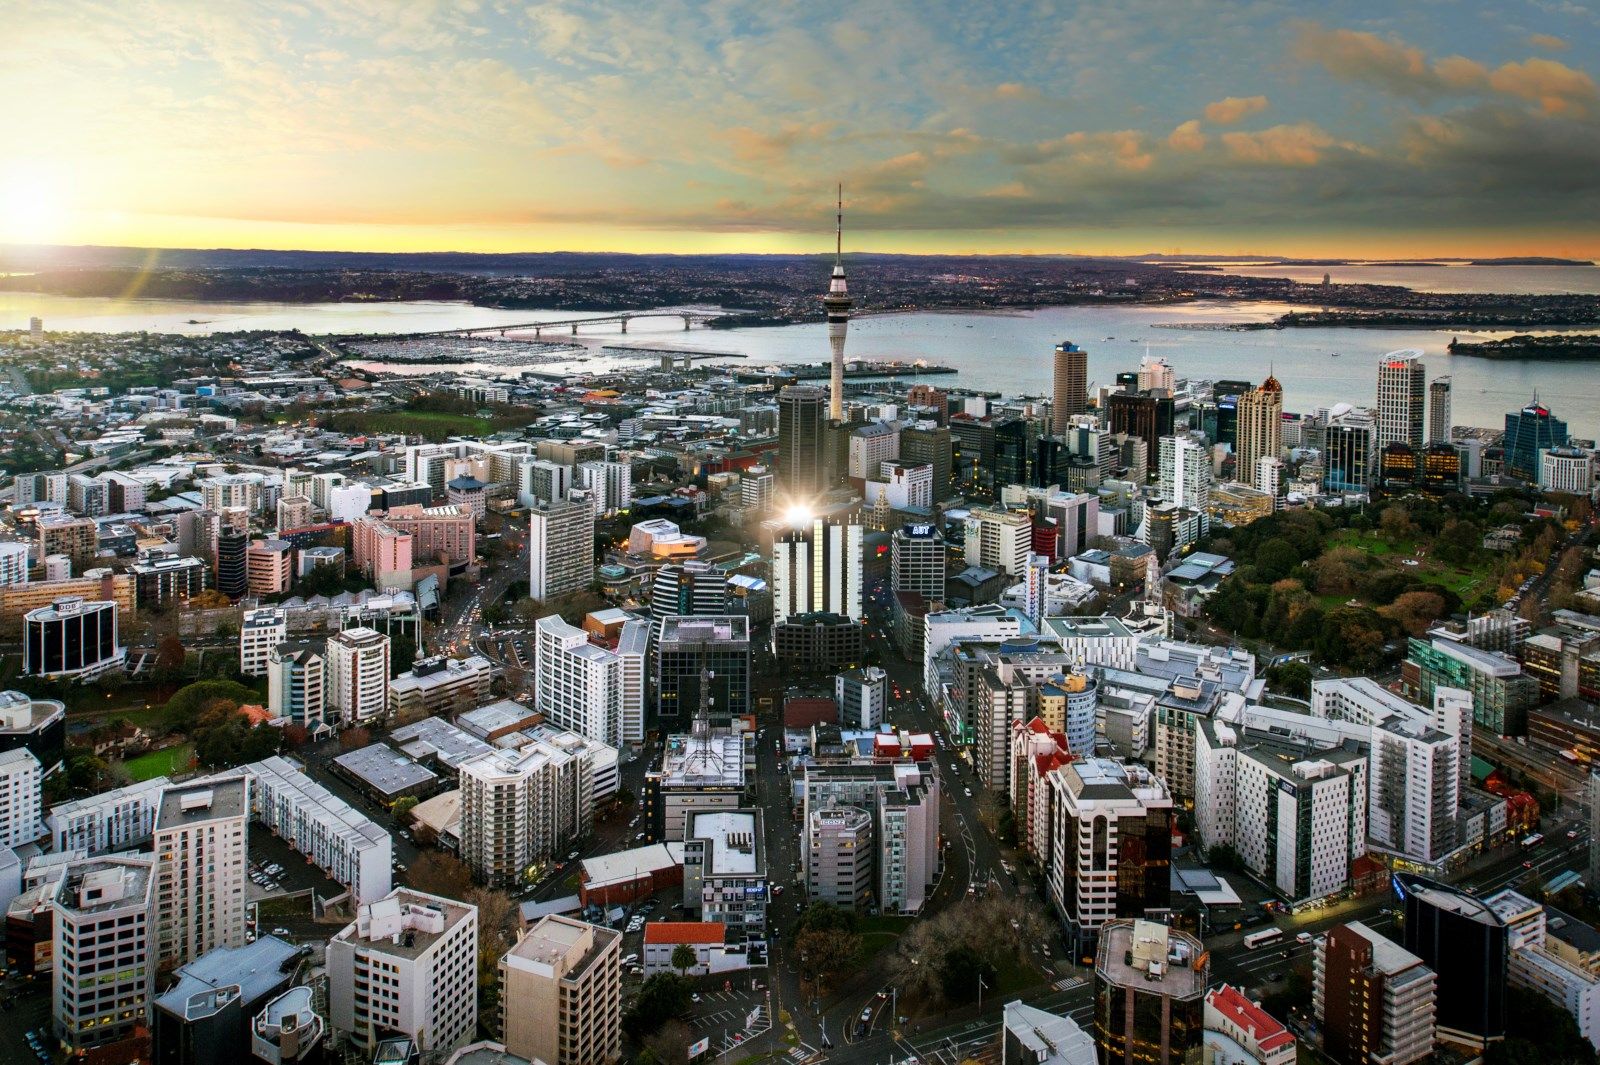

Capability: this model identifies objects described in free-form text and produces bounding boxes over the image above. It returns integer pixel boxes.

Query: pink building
[245,539,294,597]
[352,519,414,583]
[373,504,476,565]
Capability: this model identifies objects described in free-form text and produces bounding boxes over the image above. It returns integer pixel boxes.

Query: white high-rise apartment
[616,618,650,745]
[267,643,326,729]
[848,422,900,481]
[577,460,633,516]
[963,507,1030,577]
[1158,433,1212,511]
[500,915,623,1065]
[1429,377,1452,443]
[772,517,863,625]
[1255,455,1284,499]
[891,523,945,598]
[458,734,597,886]
[519,458,572,507]
[326,626,391,724]
[1376,350,1426,450]
[0,747,43,849]
[535,615,622,747]
[1368,716,1459,865]
[529,499,595,601]
[0,540,31,586]
[244,756,392,905]
[52,856,157,1051]
[154,777,250,967]
[329,889,479,1057]
[240,607,288,677]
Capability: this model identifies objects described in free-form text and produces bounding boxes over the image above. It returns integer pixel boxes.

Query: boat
[1104,336,1115,341]
[1329,352,1341,357]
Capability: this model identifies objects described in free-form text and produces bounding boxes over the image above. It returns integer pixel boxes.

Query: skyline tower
[823,186,852,422]
[1376,349,1426,451]
[1429,376,1452,443]
[1235,373,1283,490]
[1052,340,1088,431]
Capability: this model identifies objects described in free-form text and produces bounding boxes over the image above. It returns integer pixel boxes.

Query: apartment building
[48,776,169,854]
[245,756,393,905]
[247,539,295,597]
[1314,922,1436,1065]
[500,915,622,1065]
[458,733,598,888]
[240,607,288,677]
[529,499,595,601]
[51,856,157,1051]
[535,616,623,747]
[800,762,940,915]
[155,777,251,967]
[267,642,327,729]
[328,889,479,1057]
[389,655,494,723]
[0,747,43,850]
[963,507,1030,577]
[326,627,391,724]
[807,806,874,910]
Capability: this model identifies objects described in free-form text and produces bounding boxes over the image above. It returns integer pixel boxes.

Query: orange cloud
[1203,95,1268,125]
[1221,123,1337,166]
[1488,57,1597,114]
[1167,119,1207,152]
[1528,33,1569,52]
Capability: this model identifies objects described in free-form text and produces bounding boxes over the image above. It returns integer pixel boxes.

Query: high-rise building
[800,762,940,915]
[52,856,157,1051]
[246,539,295,597]
[1093,919,1208,1065]
[683,808,768,938]
[649,561,729,619]
[23,595,125,680]
[1158,433,1212,511]
[0,539,30,587]
[155,777,250,967]
[847,422,900,482]
[1368,717,1459,865]
[963,507,1031,577]
[328,889,479,1057]
[326,627,391,725]
[458,733,600,887]
[267,642,326,729]
[1235,375,1283,485]
[823,189,852,422]
[836,667,887,730]
[807,806,874,910]
[1429,377,1452,443]
[655,616,750,724]
[891,523,945,599]
[740,466,775,514]
[994,418,1031,488]
[529,499,595,601]
[0,747,43,850]
[577,460,633,516]
[36,514,98,572]
[1324,410,1375,493]
[240,608,287,677]
[535,616,623,747]
[1376,350,1426,451]
[777,385,828,500]
[1314,922,1436,1065]
[216,528,248,600]
[1486,888,1600,1053]
[1504,397,1569,480]
[899,423,954,502]
[1052,341,1088,431]
[499,915,622,1065]
[773,517,863,625]
[1393,873,1507,1048]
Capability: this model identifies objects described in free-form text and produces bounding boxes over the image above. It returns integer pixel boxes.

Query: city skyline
[4,1,1599,257]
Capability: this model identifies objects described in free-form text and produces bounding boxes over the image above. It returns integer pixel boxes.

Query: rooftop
[341,889,474,960]
[1002,1000,1096,1065]
[155,936,301,1021]
[644,921,726,946]
[1205,984,1294,1053]
[333,743,439,797]
[156,776,249,831]
[688,809,762,877]
[1096,919,1207,999]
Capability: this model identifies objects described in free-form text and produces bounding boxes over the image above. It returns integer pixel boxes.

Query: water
[2,270,1595,435]
[1180,262,1600,295]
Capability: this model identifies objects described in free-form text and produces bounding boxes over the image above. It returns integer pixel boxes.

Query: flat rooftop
[156,777,249,831]
[333,743,439,797]
[1096,919,1206,1000]
[155,936,300,1019]
[688,810,761,877]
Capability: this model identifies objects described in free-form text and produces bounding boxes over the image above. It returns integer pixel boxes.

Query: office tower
[155,777,250,967]
[328,889,479,1058]
[266,643,326,729]
[683,808,768,937]
[1314,922,1437,1065]
[152,935,303,1065]
[458,735,599,887]
[891,523,946,598]
[500,915,622,1065]
[995,418,1030,488]
[215,528,248,600]
[655,616,751,723]
[1376,350,1426,450]
[808,807,874,910]
[963,506,1031,577]
[1048,761,1173,956]
[1003,1001,1096,1065]
[1368,717,1459,864]
[276,495,313,532]
[823,189,852,422]
[836,667,887,730]
[773,518,863,625]
[1393,874,1507,1048]
[1429,377,1452,443]
[1540,447,1595,494]
[36,514,98,571]
[777,385,828,499]
[528,498,595,601]
[867,461,933,511]
[0,747,42,850]
[1324,411,1374,493]
[1106,392,1171,460]
[649,560,728,619]
[52,856,157,1052]
[1235,375,1283,483]
[1137,355,1175,393]
[326,627,391,725]
[132,555,209,611]
[1093,920,1207,1065]
[23,595,125,680]
[900,424,954,502]
[534,615,622,747]
[1504,397,1570,480]
[1158,434,1212,510]
[848,422,900,482]
[1052,341,1088,431]
[740,465,775,513]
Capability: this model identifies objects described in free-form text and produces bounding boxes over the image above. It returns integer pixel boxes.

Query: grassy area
[1327,529,1497,603]
[857,931,901,963]
[255,894,313,919]
[121,744,194,781]
[327,407,539,442]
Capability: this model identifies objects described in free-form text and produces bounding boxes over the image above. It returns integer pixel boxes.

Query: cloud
[991,82,1041,101]
[1203,95,1268,125]
[1221,123,1339,167]
[721,121,836,164]
[1488,57,1597,114]
[1292,22,1486,98]
[1528,33,1569,51]
[1167,120,1207,152]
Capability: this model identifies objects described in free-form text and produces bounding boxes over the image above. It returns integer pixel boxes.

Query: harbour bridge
[399,309,735,339]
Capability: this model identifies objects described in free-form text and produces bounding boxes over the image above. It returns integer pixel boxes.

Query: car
[1267,971,1282,981]
[622,953,639,965]
[567,850,580,861]
[1523,860,1535,868]
[1569,829,1581,839]
[272,927,291,936]
[1296,932,1313,944]
[773,885,784,896]
[963,787,972,797]
[691,993,702,1003]
[635,832,646,842]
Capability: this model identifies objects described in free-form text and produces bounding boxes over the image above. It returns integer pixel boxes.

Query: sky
[3,0,1600,258]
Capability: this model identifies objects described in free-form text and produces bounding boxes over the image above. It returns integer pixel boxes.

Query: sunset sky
[5,0,1600,258]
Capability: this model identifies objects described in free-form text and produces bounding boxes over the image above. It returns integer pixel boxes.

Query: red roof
[644,922,726,946]
[1206,984,1294,1052]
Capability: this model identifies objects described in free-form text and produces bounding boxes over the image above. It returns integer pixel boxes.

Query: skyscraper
[1429,377,1452,443]
[1235,375,1283,488]
[823,187,852,422]
[773,518,863,625]
[528,498,595,601]
[1393,873,1508,1049]
[1052,341,1087,432]
[1376,350,1426,451]
[1158,434,1212,511]
[1094,920,1207,1065]
[155,777,251,967]
[1503,397,1569,480]
[900,424,953,503]
[777,385,827,500]
[1314,922,1436,1065]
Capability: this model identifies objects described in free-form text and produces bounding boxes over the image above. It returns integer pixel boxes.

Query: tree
[637,1021,694,1065]
[1484,987,1597,1065]
[1379,505,1417,541]
[1380,590,1447,636]
[339,726,372,752]
[1253,539,1301,583]
[624,973,693,1039]
[671,943,697,976]
[938,945,998,1005]
[1265,661,1312,700]
[154,636,187,677]
[391,795,419,821]
[406,851,474,899]
[795,927,860,989]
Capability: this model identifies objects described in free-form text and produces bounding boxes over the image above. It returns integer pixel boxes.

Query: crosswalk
[1051,976,1084,991]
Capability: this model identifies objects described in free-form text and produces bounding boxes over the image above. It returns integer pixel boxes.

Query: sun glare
[1,171,67,244]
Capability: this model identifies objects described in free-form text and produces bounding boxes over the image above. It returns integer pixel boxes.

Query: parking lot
[0,982,56,1063]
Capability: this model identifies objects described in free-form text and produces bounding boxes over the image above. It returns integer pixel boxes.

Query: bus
[1243,928,1285,950]
[1522,833,1546,849]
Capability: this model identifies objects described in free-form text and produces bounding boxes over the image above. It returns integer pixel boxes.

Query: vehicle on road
[1523,832,1545,849]
[1243,928,1284,950]
[1296,932,1312,944]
